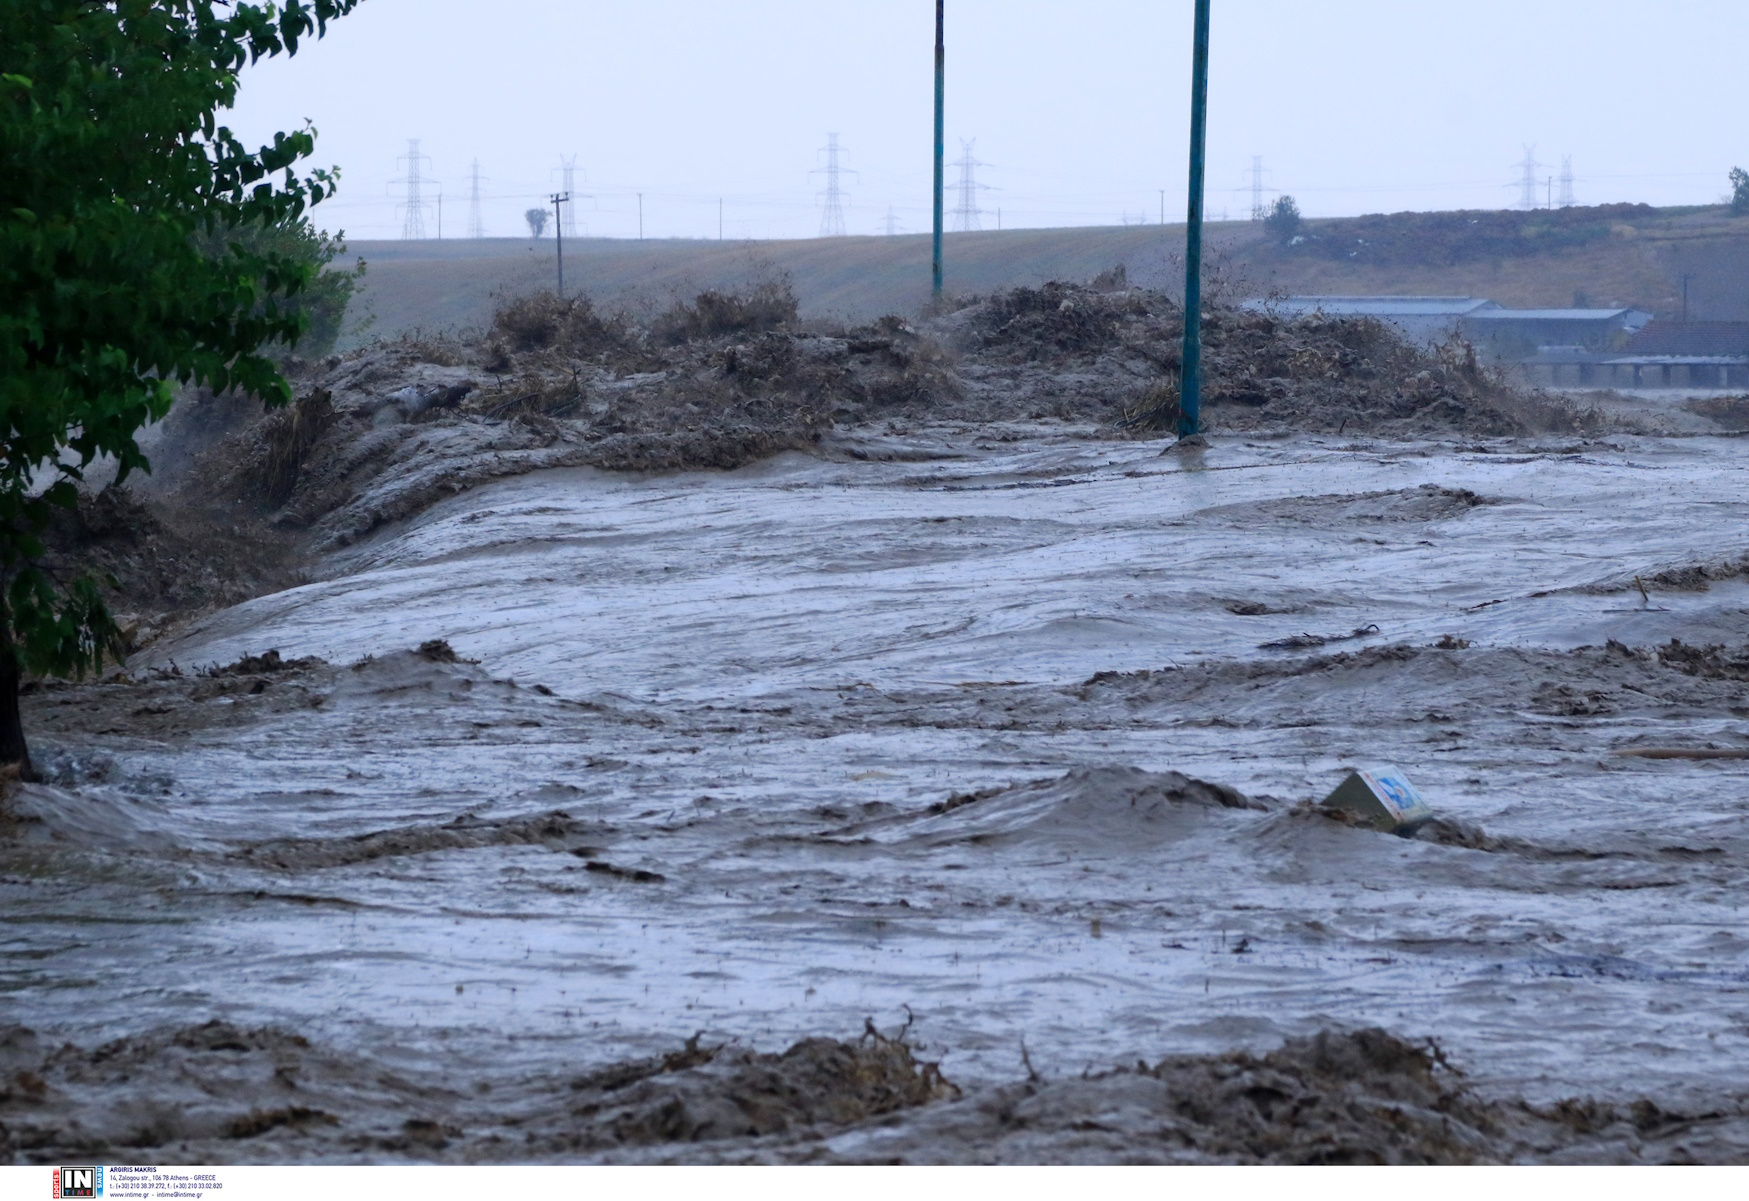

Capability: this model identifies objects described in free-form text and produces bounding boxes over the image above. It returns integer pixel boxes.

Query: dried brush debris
[258,388,337,504]
[652,279,799,345]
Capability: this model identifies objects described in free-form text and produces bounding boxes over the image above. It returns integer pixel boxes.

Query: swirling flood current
[6,428,1749,1112]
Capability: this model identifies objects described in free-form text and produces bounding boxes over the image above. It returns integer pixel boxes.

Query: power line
[1251,154,1265,220]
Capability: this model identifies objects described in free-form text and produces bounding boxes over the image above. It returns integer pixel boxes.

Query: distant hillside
[334,204,1749,350]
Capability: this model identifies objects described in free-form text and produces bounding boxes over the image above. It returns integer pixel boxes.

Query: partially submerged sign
[1322,767,1433,834]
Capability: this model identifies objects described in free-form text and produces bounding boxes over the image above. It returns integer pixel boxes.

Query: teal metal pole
[932,0,945,301]
[1179,0,1210,436]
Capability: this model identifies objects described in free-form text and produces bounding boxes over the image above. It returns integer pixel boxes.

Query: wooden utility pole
[551,191,569,297]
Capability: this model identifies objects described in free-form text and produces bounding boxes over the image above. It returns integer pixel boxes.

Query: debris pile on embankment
[146,273,1597,547]
[935,270,1591,435]
[50,271,1605,640]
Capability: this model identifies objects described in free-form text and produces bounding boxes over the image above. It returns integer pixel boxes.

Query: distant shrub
[525,208,548,238]
[1264,195,1302,244]
[653,279,799,344]
[192,216,364,359]
[1731,167,1749,217]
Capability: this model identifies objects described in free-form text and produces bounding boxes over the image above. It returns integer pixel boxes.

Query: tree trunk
[0,614,35,782]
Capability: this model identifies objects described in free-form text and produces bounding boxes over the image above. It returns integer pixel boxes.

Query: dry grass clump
[567,1027,958,1148]
[975,279,1156,362]
[652,279,799,345]
[489,292,632,357]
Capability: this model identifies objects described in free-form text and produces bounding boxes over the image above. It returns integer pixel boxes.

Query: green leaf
[0,0,359,685]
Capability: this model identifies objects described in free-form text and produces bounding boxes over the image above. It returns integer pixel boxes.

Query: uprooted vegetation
[934,270,1590,435]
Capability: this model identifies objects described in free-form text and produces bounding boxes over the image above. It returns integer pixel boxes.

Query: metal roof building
[1260,296,1501,318]
[1243,296,1500,346]
[1517,321,1749,389]
[1461,307,1652,355]
[1595,320,1749,389]
[1621,321,1749,358]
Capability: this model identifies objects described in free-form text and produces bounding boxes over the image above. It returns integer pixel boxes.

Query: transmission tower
[814,133,854,237]
[467,159,485,239]
[393,139,436,240]
[1250,155,1265,221]
[1557,155,1575,208]
[1513,144,1542,210]
[884,206,901,236]
[951,139,990,232]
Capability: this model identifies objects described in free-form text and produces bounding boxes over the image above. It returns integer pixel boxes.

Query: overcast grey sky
[227,0,1748,242]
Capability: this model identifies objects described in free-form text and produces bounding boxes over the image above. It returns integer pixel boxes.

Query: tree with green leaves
[1264,194,1302,244]
[1731,167,1749,217]
[192,214,365,360]
[0,0,357,776]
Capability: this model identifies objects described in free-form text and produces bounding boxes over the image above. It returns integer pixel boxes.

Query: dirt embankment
[51,271,1598,642]
[37,486,302,655]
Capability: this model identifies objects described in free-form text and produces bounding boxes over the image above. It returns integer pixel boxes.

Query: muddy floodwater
[7,426,1749,1160]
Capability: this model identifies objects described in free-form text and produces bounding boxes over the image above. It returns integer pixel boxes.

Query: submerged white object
[1323,766,1433,833]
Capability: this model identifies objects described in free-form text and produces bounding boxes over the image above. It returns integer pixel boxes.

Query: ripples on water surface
[7,430,1749,1116]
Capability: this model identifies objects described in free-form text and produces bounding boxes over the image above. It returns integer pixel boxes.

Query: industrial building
[1460,306,1652,358]
[1250,296,1502,347]
[1596,321,1749,389]
[1245,296,1749,388]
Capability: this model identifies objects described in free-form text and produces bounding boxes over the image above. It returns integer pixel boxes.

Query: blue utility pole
[1179,0,1211,436]
[932,0,945,301]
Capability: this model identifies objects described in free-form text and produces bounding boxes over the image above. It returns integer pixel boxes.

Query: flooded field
[3,424,1749,1167]
[5,423,1749,1160]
